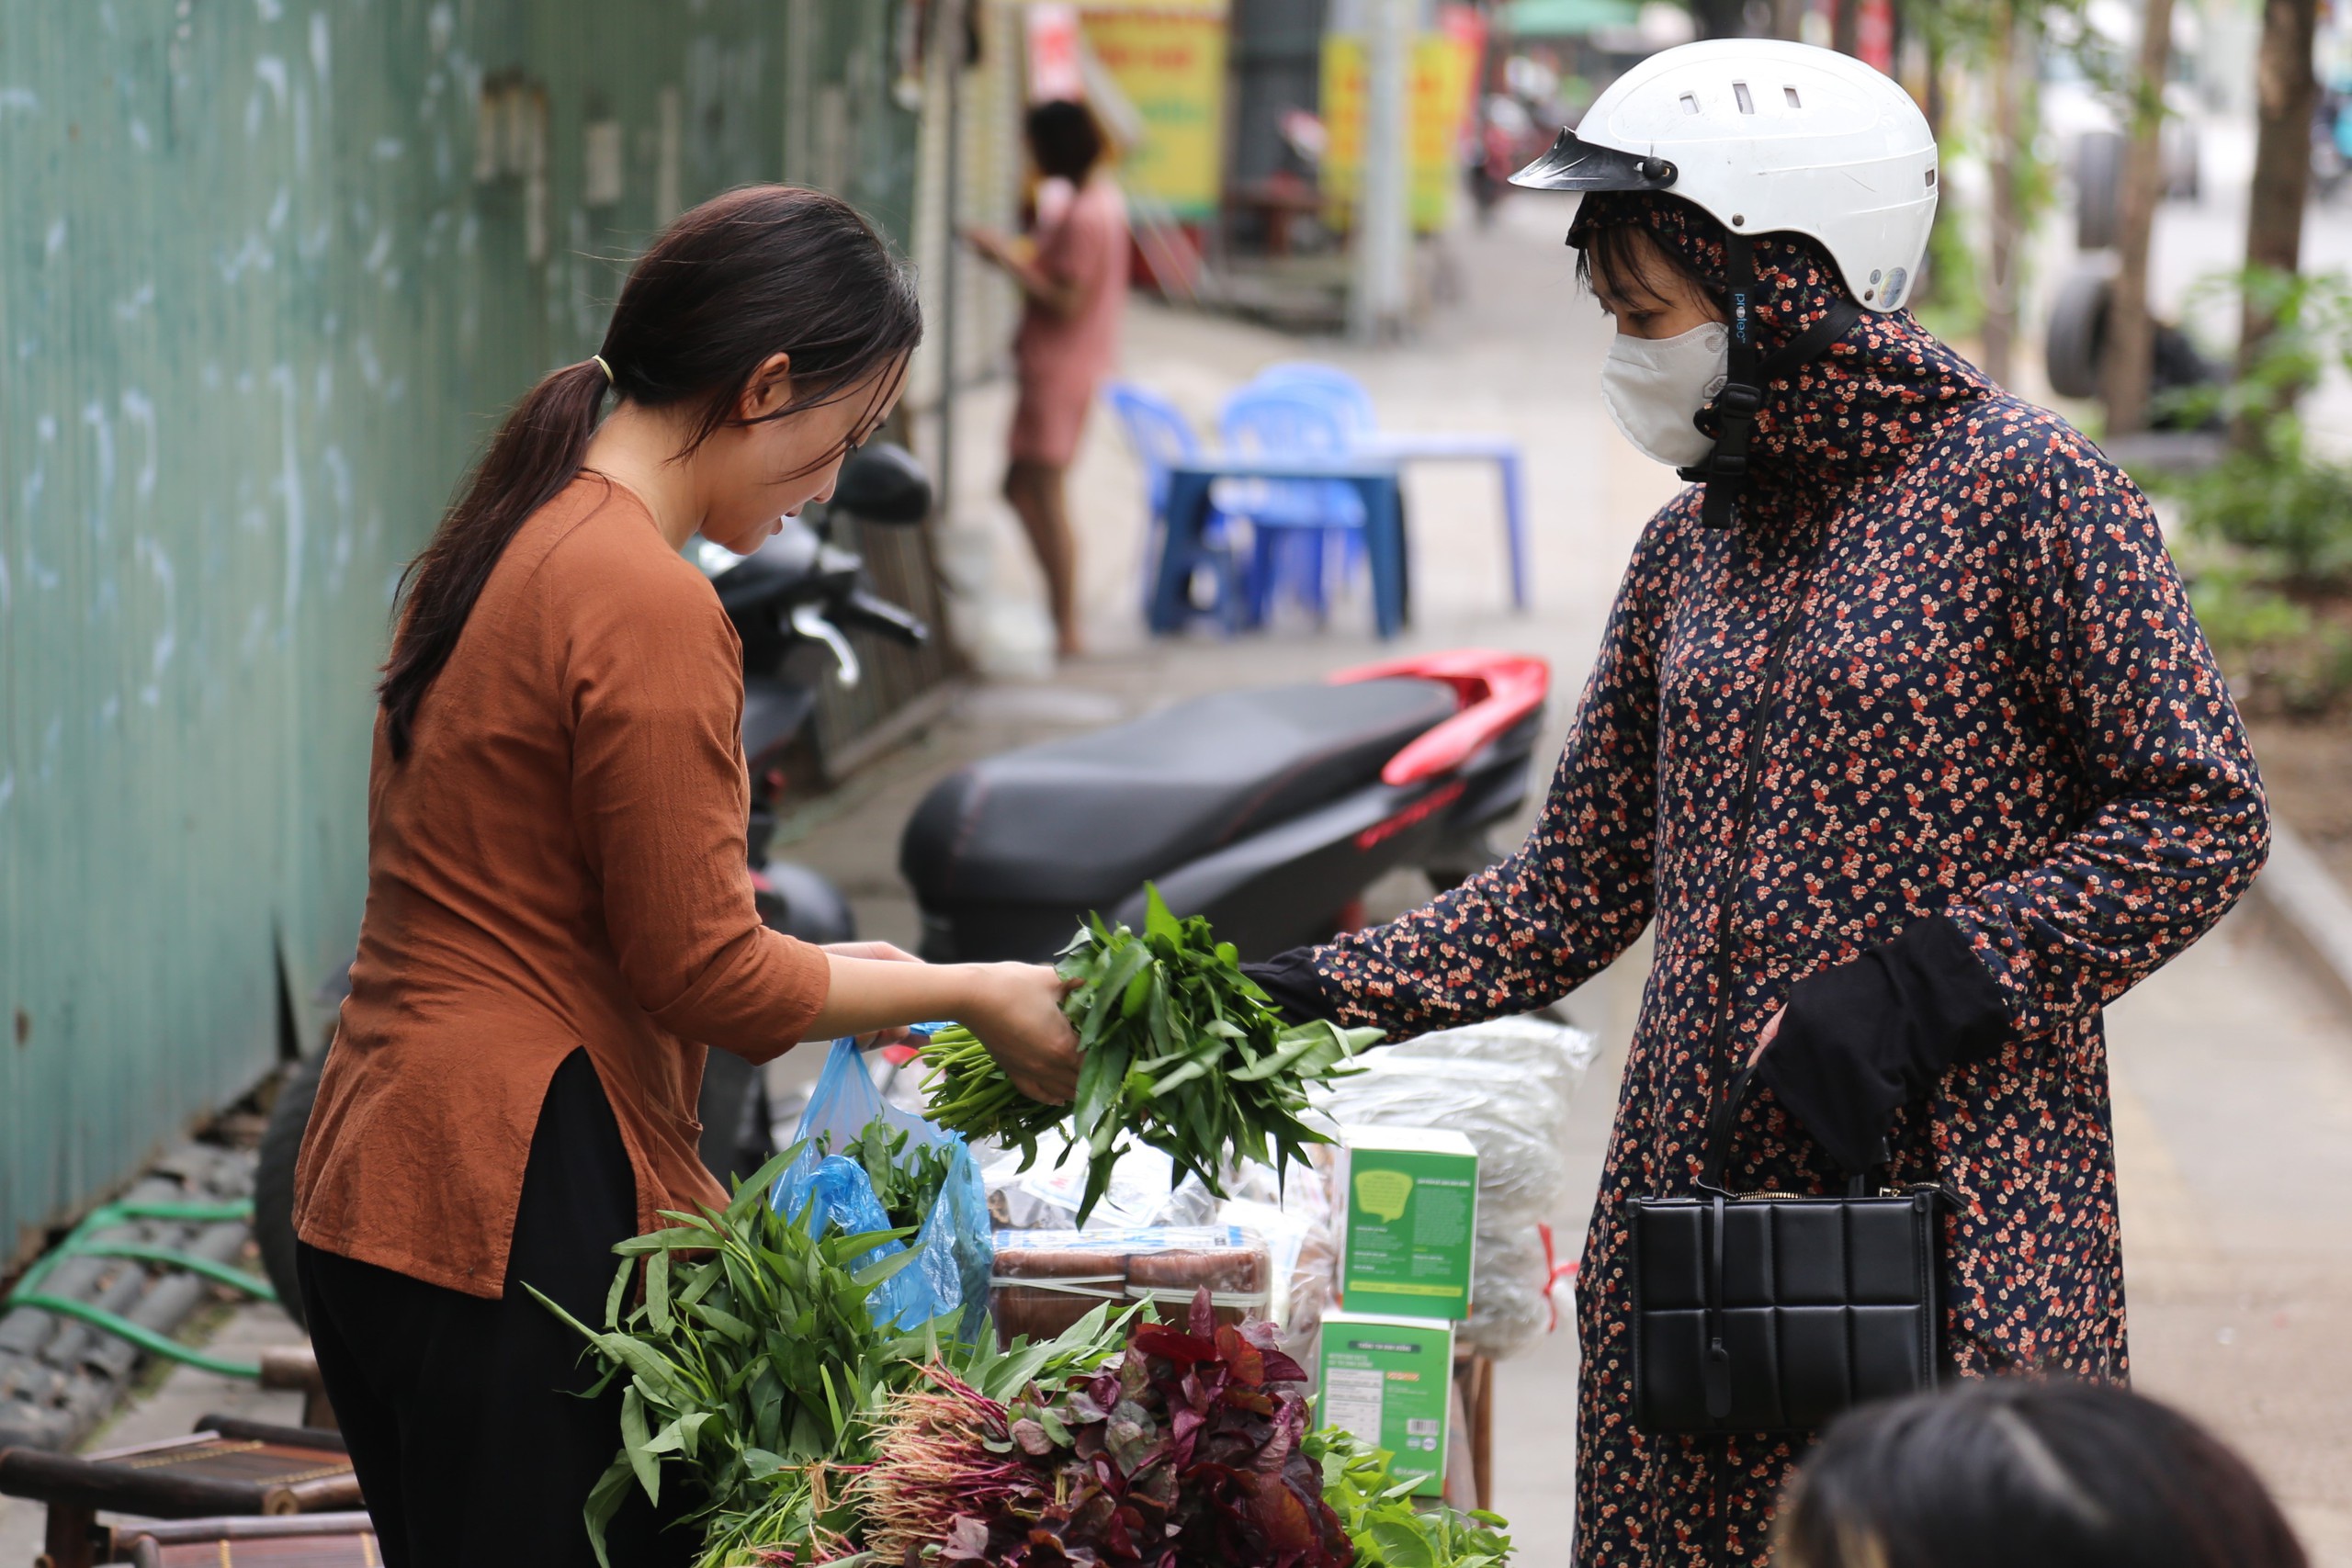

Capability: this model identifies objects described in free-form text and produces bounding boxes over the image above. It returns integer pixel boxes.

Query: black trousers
[297,1050,697,1567]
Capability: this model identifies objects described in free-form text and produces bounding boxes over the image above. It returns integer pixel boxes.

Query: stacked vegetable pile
[536,1150,1135,1567]
[920,888,1382,1222]
[548,1152,1516,1567]
[854,1287,1343,1567]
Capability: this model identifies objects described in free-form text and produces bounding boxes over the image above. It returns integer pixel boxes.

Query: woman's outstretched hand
[1747,1006,1786,1068]
[962,963,1082,1105]
[806,949,1078,1100]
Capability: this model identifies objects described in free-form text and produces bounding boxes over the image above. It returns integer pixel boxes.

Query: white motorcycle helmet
[1510,39,1938,312]
[1512,40,1939,524]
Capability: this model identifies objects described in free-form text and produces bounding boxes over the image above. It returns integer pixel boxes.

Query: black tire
[2075,130,2124,252]
[2045,269,2111,400]
[253,1047,327,1332]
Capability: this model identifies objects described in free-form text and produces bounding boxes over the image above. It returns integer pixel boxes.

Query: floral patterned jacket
[1260,198,2268,1565]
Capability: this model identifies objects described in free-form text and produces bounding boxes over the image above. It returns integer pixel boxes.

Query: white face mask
[1600,321,1731,468]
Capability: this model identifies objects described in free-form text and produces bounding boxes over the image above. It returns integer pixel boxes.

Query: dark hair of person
[1574,205,1729,314]
[1025,99,1105,182]
[378,185,921,761]
[1779,1381,2307,1568]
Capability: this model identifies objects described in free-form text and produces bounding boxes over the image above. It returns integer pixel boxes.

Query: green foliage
[537,1142,1147,1568]
[531,1145,927,1566]
[2121,265,2352,715]
[920,886,1381,1224]
[1309,1425,1516,1568]
[2187,564,2352,716]
[817,1120,958,1235]
[2132,266,2352,714]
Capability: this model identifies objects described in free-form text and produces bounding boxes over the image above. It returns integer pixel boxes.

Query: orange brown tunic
[294,476,831,1298]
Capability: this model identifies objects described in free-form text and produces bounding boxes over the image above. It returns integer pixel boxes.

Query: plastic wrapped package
[989,1226,1271,1347]
[1374,1014,1600,1151]
[1313,1014,1597,1360]
[978,1135,1218,1232]
[1208,1153,1339,1365]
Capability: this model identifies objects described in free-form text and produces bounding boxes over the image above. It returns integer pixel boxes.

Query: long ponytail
[379,186,922,759]
[379,360,609,757]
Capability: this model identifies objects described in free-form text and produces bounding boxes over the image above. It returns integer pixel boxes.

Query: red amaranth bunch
[857,1290,1351,1568]
[854,1368,1044,1565]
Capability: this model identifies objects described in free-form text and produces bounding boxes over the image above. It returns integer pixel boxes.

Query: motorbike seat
[901,677,1458,909]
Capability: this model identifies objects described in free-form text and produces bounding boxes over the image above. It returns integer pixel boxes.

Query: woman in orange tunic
[293,187,1080,1568]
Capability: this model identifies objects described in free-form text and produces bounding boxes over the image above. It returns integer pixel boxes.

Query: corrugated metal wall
[0,0,920,1267]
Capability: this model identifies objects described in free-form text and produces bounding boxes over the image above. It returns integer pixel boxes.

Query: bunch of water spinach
[919,886,1380,1223]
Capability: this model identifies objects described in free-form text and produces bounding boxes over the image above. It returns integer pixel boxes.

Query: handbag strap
[1703,1192,1731,1419]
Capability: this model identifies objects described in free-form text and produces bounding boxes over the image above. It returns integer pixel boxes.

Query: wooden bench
[114,1511,379,1567]
[0,1416,357,1568]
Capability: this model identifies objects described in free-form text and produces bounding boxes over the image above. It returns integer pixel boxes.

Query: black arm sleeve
[1753,914,2012,1173]
[1240,951,1345,1025]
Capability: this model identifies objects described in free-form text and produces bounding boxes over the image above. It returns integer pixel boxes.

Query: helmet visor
[1508,128,1679,193]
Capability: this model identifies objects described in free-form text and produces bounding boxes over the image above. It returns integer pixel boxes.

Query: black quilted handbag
[1627,1064,1946,1434]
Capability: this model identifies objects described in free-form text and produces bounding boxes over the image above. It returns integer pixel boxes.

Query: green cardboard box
[1317,1312,1455,1496]
[1337,1125,1478,1321]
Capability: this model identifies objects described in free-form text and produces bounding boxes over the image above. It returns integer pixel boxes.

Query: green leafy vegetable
[920,886,1381,1223]
[815,1119,957,1235]
[854,1288,1354,1567]
[1310,1425,1516,1568]
[538,1145,1145,1568]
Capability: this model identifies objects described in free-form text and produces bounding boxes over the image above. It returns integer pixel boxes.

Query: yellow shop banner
[1320,32,1479,233]
[1079,2,1228,220]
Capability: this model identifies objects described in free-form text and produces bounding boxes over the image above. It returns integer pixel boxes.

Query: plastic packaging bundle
[978,1135,1218,1233]
[772,1040,992,1340]
[1214,1153,1339,1371]
[989,1226,1272,1346]
[1313,1013,1598,1359]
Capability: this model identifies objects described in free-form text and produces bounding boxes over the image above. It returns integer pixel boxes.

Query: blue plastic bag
[770,1039,991,1339]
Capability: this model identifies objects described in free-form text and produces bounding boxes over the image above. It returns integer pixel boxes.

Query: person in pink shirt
[965,100,1129,660]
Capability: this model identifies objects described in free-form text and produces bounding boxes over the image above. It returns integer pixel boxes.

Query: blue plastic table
[1149,457,1408,638]
[1357,432,1527,609]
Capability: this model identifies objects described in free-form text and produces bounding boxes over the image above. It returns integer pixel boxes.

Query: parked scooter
[900,649,1550,964]
[250,443,933,1327]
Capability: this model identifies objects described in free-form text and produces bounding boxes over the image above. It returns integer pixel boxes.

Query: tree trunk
[1689,0,1752,39]
[1832,0,1860,56]
[2102,0,2175,435]
[1984,0,2021,387]
[2236,0,2322,450]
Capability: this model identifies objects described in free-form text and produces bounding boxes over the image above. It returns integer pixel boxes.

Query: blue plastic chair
[1253,360,1529,610]
[1249,363,1380,596]
[1216,385,1369,624]
[1251,361,1379,438]
[1102,381,1246,630]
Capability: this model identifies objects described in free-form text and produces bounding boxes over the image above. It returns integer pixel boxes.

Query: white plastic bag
[1313,1013,1597,1360]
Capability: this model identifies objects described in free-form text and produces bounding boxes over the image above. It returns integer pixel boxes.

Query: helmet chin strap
[1678,231,1867,529]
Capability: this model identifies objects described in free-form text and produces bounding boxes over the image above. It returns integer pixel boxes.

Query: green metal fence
[0,0,921,1269]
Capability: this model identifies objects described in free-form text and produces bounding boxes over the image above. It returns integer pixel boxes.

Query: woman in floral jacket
[1250,142,2268,1568]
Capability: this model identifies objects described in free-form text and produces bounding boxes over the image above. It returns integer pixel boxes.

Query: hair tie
[592,354,615,388]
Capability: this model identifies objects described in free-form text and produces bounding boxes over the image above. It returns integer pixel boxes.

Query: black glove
[1753,915,2012,1174]
[1239,949,1341,1025]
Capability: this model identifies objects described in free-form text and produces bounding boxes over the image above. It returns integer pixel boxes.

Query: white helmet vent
[1506,38,1939,315]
